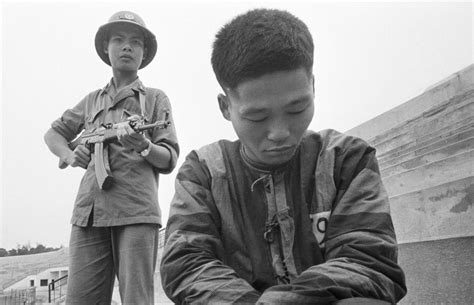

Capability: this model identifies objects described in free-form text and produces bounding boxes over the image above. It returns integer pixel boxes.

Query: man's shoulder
[195,139,238,160]
[177,140,238,185]
[144,86,166,95]
[142,87,169,102]
[191,139,239,175]
[303,129,372,155]
[83,88,103,99]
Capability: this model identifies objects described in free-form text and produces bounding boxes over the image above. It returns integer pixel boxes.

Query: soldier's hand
[117,124,149,153]
[68,145,91,169]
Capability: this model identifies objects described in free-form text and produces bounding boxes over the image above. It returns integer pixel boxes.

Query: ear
[102,41,109,54]
[143,47,148,60]
[217,93,231,121]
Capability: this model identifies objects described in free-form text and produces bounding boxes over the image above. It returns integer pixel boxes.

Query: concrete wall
[347,64,474,304]
[5,267,68,291]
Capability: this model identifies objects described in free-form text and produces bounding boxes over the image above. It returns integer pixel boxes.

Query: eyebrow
[111,31,144,40]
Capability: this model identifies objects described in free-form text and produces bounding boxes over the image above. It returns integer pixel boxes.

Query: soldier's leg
[112,224,159,304]
[66,225,115,305]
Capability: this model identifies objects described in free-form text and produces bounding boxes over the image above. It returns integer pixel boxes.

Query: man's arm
[45,96,91,169]
[141,91,179,173]
[160,151,261,304]
[116,125,172,169]
[44,128,91,169]
[258,134,407,304]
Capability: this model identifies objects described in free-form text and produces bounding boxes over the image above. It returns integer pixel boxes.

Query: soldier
[160,8,406,304]
[44,11,179,304]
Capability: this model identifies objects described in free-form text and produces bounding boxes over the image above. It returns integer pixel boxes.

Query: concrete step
[374,97,473,159]
[398,236,473,304]
[389,175,474,244]
[368,89,474,151]
[376,110,474,164]
[378,122,474,169]
[380,136,474,177]
[377,117,474,167]
[346,65,474,142]
[382,149,474,198]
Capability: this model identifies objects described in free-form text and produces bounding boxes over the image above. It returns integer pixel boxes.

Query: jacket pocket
[86,108,104,129]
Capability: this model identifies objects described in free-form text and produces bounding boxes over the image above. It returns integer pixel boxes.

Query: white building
[4,266,68,302]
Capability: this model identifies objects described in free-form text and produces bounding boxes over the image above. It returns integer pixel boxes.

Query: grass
[0,248,69,291]
[0,247,172,303]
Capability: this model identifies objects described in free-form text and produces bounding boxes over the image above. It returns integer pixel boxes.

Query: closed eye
[287,104,310,115]
[285,96,312,114]
[288,108,306,114]
[241,108,268,122]
[245,116,268,122]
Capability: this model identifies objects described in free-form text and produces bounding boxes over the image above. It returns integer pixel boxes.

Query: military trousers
[66,223,159,304]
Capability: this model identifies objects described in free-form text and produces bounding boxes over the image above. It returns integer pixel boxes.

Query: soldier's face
[105,24,146,72]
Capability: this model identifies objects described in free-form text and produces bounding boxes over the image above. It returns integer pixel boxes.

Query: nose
[122,42,132,52]
[267,120,290,143]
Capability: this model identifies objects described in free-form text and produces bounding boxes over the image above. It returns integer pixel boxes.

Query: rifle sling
[92,90,146,190]
[139,90,146,117]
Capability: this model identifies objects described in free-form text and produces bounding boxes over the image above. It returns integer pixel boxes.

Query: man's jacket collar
[239,142,298,175]
[100,77,146,105]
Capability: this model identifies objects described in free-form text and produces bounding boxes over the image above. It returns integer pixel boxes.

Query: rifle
[59,111,170,190]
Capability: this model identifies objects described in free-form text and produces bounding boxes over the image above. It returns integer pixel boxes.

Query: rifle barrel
[136,120,169,131]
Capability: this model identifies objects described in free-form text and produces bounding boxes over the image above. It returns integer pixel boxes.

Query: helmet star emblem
[124,13,135,20]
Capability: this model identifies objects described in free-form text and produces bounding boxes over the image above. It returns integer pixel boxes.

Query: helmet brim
[94,20,157,69]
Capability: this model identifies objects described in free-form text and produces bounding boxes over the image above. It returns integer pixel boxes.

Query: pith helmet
[95,11,157,69]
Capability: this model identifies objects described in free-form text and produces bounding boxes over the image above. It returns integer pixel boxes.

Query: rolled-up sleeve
[151,91,179,174]
[51,97,87,141]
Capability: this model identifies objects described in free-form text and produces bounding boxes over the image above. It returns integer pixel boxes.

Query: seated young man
[160,8,406,304]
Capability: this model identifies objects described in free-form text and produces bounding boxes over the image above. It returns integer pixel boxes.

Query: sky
[1,0,472,250]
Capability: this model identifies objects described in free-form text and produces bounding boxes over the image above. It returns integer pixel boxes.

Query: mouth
[265,145,294,154]
[120,54,133,60]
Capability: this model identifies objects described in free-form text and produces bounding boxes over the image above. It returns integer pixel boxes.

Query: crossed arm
[160,151,406,304]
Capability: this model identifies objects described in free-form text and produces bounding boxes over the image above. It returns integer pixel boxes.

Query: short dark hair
[211,8,314,90]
